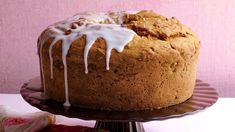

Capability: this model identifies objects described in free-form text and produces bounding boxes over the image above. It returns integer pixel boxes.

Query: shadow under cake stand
[20,77,218,132]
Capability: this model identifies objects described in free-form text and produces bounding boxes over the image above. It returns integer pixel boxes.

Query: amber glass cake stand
[20,77,218,132]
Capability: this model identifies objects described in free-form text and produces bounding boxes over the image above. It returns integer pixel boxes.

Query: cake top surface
[124,10,191,40]
[39,10,194,41]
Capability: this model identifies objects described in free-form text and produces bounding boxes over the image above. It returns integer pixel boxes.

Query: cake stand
[20,77,218,132]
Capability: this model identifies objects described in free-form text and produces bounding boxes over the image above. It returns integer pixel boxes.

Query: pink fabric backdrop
[0,0,234,96]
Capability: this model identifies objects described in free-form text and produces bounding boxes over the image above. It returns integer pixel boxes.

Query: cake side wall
[41,32,200,110]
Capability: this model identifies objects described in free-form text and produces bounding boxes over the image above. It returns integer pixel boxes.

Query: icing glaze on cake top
[38,11,136,107]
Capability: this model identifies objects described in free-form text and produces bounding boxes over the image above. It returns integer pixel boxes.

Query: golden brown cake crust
[39,10,200,111]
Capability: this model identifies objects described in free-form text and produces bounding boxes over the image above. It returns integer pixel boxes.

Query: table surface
[0,94,234,132]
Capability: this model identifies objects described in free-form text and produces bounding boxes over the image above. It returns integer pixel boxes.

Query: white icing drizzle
[38,11,136,107]
[49,39,58,79]
[82,24,135,73]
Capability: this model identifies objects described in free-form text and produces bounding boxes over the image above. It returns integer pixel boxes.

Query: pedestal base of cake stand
[95,121,144,132]
[20,77,218,132]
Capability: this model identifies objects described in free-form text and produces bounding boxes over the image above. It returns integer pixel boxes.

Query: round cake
[38,10,200,111]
